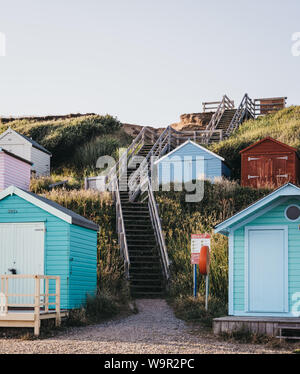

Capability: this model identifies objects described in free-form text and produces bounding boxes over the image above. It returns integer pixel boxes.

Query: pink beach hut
[0,148,32,191]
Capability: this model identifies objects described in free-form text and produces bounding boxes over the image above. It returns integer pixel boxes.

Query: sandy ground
[0,299,293,354]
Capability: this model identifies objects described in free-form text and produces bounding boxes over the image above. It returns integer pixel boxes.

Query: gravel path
[0,299,291,354]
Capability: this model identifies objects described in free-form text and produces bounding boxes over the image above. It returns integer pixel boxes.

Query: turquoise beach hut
[215,183,300,317]
[0,186,98,310]
[154,140,230,185]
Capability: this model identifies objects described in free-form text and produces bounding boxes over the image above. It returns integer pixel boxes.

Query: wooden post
[34,276,40,336]
[5,277,8,314]
[45,278,49,313]
[205,275,209,311]
[193,265,197,298]
[55,277,61,327]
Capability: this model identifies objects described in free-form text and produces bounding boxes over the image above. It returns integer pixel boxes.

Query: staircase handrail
[206,94,234,132]
[169,126,223,145]
[106,126,156,189]
[128,126,171,200]
[226,93,255,136]
[113,176,130,278]
[147,177,170,280]
[201,94,234,144]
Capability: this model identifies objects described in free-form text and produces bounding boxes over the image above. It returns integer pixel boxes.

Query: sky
[0,0,299,127]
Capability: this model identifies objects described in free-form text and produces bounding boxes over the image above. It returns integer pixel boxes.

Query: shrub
[0,114,123,168]
[72,136,120,172]
[30,174,81,193]
[84,292,119,322]
[171,295,227,327]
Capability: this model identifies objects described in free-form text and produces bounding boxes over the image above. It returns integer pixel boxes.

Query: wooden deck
[213,316,300,337]
[0,309,68,335]
[0,274,67,336]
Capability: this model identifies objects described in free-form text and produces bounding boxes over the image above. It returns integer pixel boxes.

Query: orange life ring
[199,245,210,275]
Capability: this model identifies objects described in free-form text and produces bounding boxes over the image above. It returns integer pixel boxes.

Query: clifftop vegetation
[210,106,300,179]
[0,114,132,173]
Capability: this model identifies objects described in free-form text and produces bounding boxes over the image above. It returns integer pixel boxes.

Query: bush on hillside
[171,295,227,327]
[0,114,122,167]
[30,174,82,193]
[72,136,120,172]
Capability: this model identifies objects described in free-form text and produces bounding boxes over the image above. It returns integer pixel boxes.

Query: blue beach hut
[0,186,98,310]
[215,183,300,317]
[154,140,230,185]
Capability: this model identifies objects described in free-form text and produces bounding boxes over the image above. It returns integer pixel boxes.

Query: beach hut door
[247,228,287,314]
[0,222,45,306]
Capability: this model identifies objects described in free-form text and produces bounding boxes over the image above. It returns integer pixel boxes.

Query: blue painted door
[248,228,286,313]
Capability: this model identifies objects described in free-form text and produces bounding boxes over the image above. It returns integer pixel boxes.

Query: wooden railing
[0,275,61,335]
[203,95,234,144]
[128,127,171,201]
[254,97,287,116]
[205,95,234,132]
[112,177,130,279]
[147,177,170,281]
[0,274,60,312]
[170,127,223,146]
[202,98,234,113]
[85,126,157,191]
[226,93,255,136]
[110,127,157,184]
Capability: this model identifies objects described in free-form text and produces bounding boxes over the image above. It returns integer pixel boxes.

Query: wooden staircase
[119,144,166,298]
[216,109,237,131]
[209,109,237,143]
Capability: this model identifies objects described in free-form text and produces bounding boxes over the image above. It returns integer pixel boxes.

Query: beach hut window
[285,205,300,221]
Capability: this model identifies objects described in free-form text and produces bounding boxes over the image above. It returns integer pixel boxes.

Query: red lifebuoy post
[191,234,211,304]
[199,245,210,275]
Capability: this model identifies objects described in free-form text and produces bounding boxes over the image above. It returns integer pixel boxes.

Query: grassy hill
[0,114,132,176]
[210,106,300,180]
[4,107,298,325]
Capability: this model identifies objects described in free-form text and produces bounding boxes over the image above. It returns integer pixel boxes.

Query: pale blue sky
[0,0,299,127]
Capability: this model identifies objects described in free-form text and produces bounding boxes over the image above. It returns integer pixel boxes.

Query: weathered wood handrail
[0,274,60,309]
[0,274,61,336]
[254,97,287,116]
[113,177,130,278]
[205,95,234,132]
[147,177,170,281]
[128,126,170,201]
[105,126,157,188]
[202,98,234,113]
[226,93,255,136]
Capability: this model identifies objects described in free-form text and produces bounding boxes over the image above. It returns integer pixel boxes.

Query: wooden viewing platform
[0,274,68,336]
[213,316,300,337]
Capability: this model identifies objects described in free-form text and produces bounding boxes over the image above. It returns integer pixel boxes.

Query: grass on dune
[210,106,300,179]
